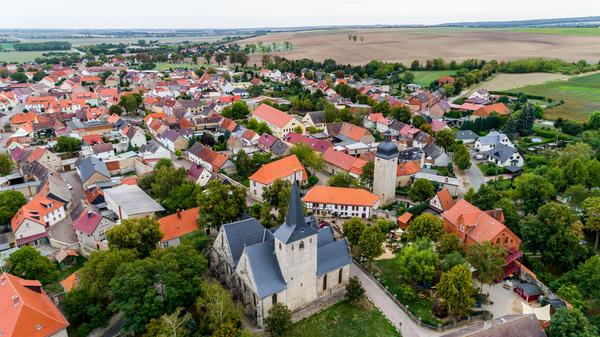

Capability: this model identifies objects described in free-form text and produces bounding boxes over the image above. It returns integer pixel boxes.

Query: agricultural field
[506,27,600,36]
[10,35,234,46]
[288,300,400,337]
[153,62,210,71]
[466,72,570,93]
[412,70,456,86]
[508,72,600,122]
[242,27,600,65]
[0,51,47,63]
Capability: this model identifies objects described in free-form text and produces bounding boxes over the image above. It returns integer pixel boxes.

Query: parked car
[473,153,486,160]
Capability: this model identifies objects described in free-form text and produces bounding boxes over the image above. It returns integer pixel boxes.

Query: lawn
[0,51,46,63]
[509,72,600,122]
[288,300,400,337]
[412,70,456,86]
[373,257,442,326]
[477,162,509,176]
[154,62,211,71]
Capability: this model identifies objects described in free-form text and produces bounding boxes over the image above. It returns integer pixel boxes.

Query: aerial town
[1,5,600,337]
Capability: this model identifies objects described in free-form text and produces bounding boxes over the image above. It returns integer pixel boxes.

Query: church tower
[273,182,318,310]
[373,139,399,206]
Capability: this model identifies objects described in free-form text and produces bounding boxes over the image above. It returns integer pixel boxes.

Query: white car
[67,183,73,190]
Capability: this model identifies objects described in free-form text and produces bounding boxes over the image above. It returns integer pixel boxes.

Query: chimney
[87,210,93,218]
[177,209,181,219]
[11,295,20,307]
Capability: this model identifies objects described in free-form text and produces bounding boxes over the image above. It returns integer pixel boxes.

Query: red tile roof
[304,186,379,207]
[323,148,367,175]
[252,103,293,128]
[473,103,510,117]
[0,272,69,337]
[249,155,307,185]
[158,208,199,243]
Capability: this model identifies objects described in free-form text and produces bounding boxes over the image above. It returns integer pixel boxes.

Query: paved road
[350,263,441,337]
[61,170,85,203]
[465,159,486,192]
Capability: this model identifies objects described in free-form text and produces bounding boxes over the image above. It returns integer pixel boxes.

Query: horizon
[2,0,599,29]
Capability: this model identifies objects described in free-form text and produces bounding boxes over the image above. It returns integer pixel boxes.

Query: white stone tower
[373,139,399,206]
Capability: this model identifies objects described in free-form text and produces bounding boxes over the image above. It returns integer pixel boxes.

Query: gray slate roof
[76,156,110,182]
[485,143,518,163]
[477,131,507,146]
[104,184,165,216]
[273,183,318,244]
[317,239,352,276]
[456,130,479,140]
[317,226,335,247]
[422,143,444,160]
[223,218,273,267]
[244,240,287,298]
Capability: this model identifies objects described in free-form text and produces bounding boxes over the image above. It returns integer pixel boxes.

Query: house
[485,143,524,172]
[455,130,479,145]
[258,133,290,156]
[429,188,456,213]
[11,193,66,247]
[397,160,421,186]
[421,143,450,168]
[9,112,38,131]
[158,208,199,248]
[187,142,233,173]
[91,143,115,160]
[140,140,171,162]
[188,163,213,186]
[284,132,332,153]
[322,148,367,178]
[302,111,325,129]
[122,125,147,149]
[76,156,111,188]
[251,103,305,138]
[325,122,374,144]
[26,147,61,171]
[472,103,510,119]
[475,131,514,152]
[104,184,165,220]
[157,129,188,152]
[73,206,117,253]
[440,314,546,337]
[0,272,69,337]
[303,186,380,219]
[249,155,307,201]
[211,183,351,327]
[442,199,522,279]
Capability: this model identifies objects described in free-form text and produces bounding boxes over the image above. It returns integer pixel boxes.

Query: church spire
[285,180,305,229]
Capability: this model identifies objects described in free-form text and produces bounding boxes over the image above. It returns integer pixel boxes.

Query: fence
[353,260,487,332]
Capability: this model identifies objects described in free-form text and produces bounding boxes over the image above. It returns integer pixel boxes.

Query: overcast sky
[2,0,599,29]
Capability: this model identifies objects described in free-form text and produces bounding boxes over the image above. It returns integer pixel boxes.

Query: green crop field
[0,51,46,63]
[506,27,600,36]
[154,62,211,71]
[412,70,456,86]
[288,300,400,337]
[510,72,600,122]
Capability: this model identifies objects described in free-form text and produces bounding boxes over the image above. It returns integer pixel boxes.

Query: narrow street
[350,263,442,337]
[465,158,486,192]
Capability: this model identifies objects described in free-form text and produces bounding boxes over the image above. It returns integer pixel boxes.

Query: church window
[338,268,343,284]
[272,293,277,304]
[299,241,305,249]
[291,244,294,250]
[279,243,282,250]
[323,274,327,290]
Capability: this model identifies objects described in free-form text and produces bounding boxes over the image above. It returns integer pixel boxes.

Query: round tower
[373,140,399,206]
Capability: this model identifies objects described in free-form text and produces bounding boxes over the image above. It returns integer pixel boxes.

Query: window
[299,241,305,249]
[338,268,343,284]
[272,293,277,305]
[323,274,327,291]
[279,243,282,250]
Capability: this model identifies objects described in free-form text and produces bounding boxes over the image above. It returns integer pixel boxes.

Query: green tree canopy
[196,282,242,334]
[197,180,247,229]
[327,172,358,187]
[359,226,385,266]
[409,178,435,202]
[6,246,58,285]
[437,264,476,318]
[0,153,13,176]
[342,217,366,247]
[54,136,82,152]
[290,143,324,174]
[407,213,444,242]
[434,129,456,150]
[547,308,598,337]
[106,217,164,258]
[222,101,250,120]
[397,240,439,284]
[0,190,26,228]
[453,143,471,170]
[265,303,292,337]
[345,276,365,303]
[467,242,507,291]
[514,173,556,214]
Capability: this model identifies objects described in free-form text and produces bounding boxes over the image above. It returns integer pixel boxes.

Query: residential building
[188,164,213,187]
[251,103,305,138]
[248,155,307,200]
[26,147,61,172]
[303,186,380,219]
[325,122,374,144]
[75,156,111,188]
[472,102,510,119]
[485,143,524,172]
[211,183,351,327]
[187,142,232,173]
[322,148,367,178]
[122,125,147,149]
[157,129,188,152]
[73,206,117,253]
[158,208,199,248]
[11,193,66,247]
[302,111,325,129]
[429,188,456,213]
[421,143,450,168]
[0,272,69,337]
[475,131,514,152]
[104,184,165,220]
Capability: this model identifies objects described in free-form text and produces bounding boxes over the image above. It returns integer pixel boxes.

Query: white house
[73,207,117,253]
[248,155,307,201]
[485,143,524,172]
[303,185,380,219]
[475,131,514,152]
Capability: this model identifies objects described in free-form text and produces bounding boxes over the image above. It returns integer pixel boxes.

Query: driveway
[465,159,486,192]
[350,263,442,337]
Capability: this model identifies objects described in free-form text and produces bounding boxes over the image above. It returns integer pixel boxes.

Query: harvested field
[466,73,571,93]
[242,28,600,65]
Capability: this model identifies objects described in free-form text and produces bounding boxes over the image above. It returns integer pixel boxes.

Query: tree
[389,106,411,123]
[345,276,365,303]
[358,226,385,268]
[359,160,374,189]
[54,136,82,152]
[582,196,600,250]
[203,50,214,64]
[162,182,201,214]
[407,213,444,241]
[437,264,476,318]
[493,198,520,234]
[327,172,357,187]
[197,181,246,229]
[437,233,463,257]
[0,190,26,228]
[587,111,600,130]
[77,249,137,299]
[196,282,242,334]
[262,179,291,223]
[10,72,28,83]
[108,104,123,115]
[467,242,507,293]
[465,184,501,211]
[516,103,535,135]
[441,251,467,272]
[343,217,366,247]
[397,240,439,284]
[290,143,324,174]
[564,159,589,187]
[145,307,193,337]
[222,101,250,120]
[409,178,435,202]
[215,53,227,65]
[514,173,556,214]
[265,303,292,337]
[0,153,13,175]
[118,93,142,114]
[434,129,455,150]
[110,244,207,333]
[547,308,598,337]
[6,246,58,285]
[453,144,471,170]
[62,288,112,336]
[556,284,586,310]
[411,115,427,129]
[106,217,163,258]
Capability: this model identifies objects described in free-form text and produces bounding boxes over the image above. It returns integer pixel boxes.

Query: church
[210,182,352,327]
